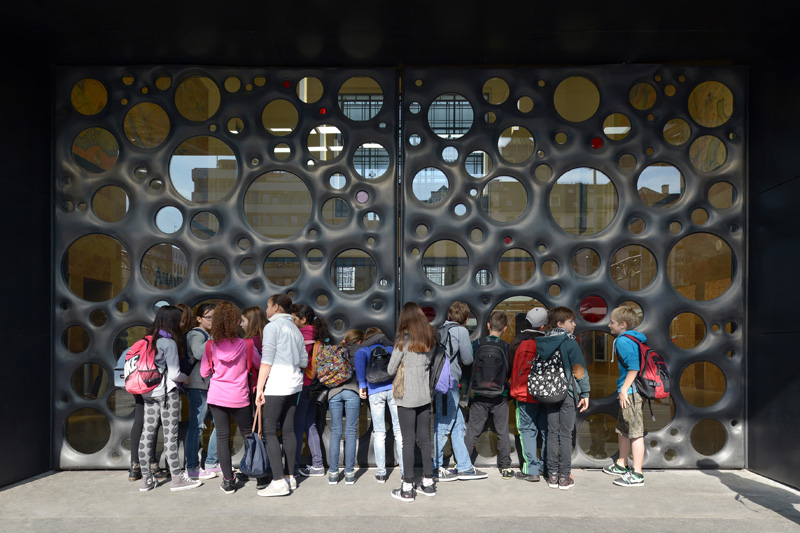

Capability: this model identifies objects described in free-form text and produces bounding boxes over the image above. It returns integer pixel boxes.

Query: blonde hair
[610,305,640,329]
[342,329,364,345]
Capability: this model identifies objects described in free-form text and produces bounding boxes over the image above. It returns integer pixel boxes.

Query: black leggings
[397,404,432,483]
[262,393,299,480]
[209,404,254,481]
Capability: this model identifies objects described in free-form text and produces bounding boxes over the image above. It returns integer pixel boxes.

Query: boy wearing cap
[508,307,548,481]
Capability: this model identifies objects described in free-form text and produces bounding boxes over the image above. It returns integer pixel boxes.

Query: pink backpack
[124,336,163,394]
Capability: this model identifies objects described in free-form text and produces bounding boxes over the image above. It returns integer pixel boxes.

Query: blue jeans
[433,386,473,472]
[185,388,218,470]
[368,390,403,476]
[516,400,547,475]
[294,385,324,471]
[328,389,360,473]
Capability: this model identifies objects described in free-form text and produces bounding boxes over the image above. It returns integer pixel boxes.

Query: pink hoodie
[300,325,316,386]
[201,338,261,408]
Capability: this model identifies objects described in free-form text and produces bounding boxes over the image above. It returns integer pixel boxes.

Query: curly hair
[210,301,242,342]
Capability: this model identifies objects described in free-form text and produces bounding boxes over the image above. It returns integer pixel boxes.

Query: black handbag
[366,345,393,384]
[239,408,269,477]
[309,378,330,407]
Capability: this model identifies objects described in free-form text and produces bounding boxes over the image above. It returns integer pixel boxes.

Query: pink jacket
[201,338,261,408]
[300,325,315,386]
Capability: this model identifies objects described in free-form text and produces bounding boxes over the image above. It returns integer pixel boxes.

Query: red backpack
[618,333,670,419]
[124,336,163,394]
[509,338,538,403]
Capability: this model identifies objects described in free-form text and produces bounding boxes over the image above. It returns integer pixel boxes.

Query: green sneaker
[613,471,644,487]
[602,462,629,476]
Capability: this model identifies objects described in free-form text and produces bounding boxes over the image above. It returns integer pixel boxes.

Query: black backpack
[181,328,209,375]
[366,345,393,384]
[469,338,508,398]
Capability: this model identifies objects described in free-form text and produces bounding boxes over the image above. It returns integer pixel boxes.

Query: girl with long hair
[255,294,307,497]
[387,302,437,502]
[183,302,219,480]
[200,301,263,494]
[241,306,268,356]
[138,305,201,492]
[291,303,329,477]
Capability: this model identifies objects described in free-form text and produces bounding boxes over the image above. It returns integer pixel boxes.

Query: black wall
[0,36,53,486]
[748,23,800,490]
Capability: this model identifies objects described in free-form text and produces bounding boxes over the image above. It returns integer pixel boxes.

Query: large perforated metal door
[54,64,744,470]
[55,68,398,468]
[400,67,745,469]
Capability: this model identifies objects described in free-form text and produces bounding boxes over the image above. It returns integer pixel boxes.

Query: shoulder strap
[192,327,209,342]
[245,338,254,374]
[204,341,214,374]
[616,333,642,370]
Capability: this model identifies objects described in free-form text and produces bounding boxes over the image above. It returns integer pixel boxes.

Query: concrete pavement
[1,468,799,532]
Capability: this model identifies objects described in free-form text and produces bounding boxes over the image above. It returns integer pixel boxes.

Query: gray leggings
[138,390,181,477]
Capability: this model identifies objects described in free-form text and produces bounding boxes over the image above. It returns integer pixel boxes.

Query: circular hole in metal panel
[422,240,468,286]
[264,249,301,286]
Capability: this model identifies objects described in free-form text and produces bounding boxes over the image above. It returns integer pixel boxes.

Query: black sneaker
[151,464,171,480]
[391,483,415,502]
[514,471,540,482]
[220,476,237,494]
[456,468,488,481]
[375,474,387,484]
[256,477,271,490]
[128,464,142,482]
[547,474,559,488]
[500,468,515,480]
[414,478,436,497]
[558,475,575,491]
[436,467,458,482]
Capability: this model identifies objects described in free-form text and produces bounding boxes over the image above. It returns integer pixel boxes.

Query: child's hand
[578,397,589,412]
[618,392,629,408]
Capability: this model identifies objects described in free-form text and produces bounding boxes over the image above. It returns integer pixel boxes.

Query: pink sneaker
[188,467,216,480]
[204,464,223,475]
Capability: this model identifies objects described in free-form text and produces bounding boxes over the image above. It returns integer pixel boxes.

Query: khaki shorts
[615,392,644,439]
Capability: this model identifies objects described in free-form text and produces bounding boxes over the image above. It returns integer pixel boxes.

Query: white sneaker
[257,480,290,497]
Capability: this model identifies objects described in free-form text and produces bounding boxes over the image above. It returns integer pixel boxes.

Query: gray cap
[525,307,548,329]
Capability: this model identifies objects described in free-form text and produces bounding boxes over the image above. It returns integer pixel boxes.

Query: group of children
[125,296,649,499]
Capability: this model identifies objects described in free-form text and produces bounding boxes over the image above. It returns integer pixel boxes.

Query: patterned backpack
[527,339,569,404]
[315,344,354,387]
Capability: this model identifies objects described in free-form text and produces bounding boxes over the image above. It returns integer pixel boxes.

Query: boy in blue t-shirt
[604,305,646,487]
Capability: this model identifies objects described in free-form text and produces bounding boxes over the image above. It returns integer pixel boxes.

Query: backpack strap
[204,341,214,375]
[245,338,254,373]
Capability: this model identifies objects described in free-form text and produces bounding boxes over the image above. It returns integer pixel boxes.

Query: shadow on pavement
[702,469,800,526]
